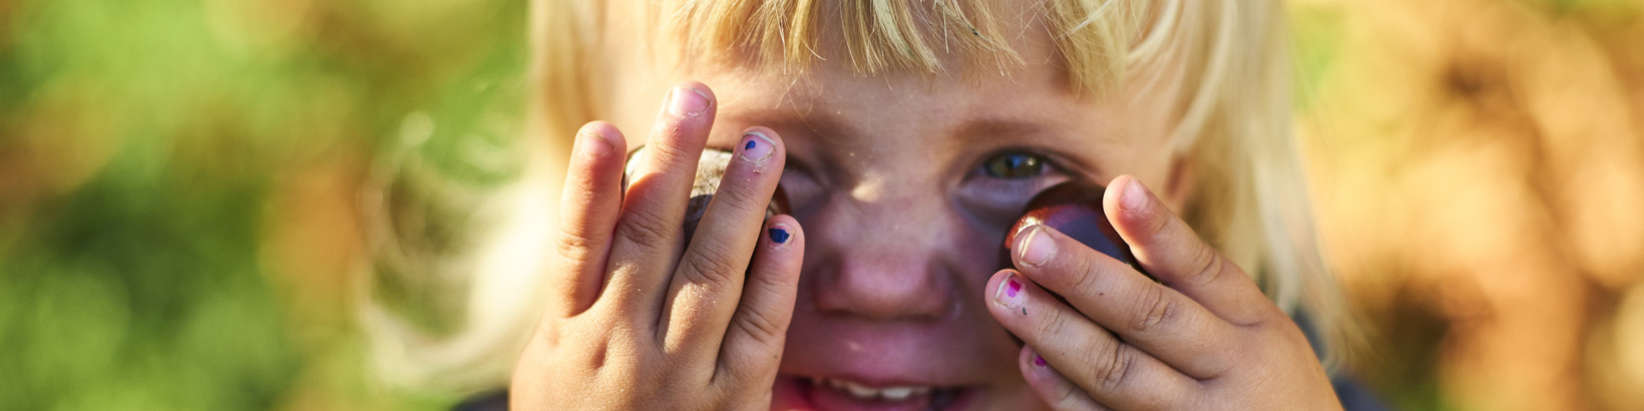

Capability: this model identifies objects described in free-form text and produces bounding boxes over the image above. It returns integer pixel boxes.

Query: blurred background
[1,0,1640,410]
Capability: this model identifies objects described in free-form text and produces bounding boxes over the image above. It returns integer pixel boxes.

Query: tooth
[881,387,913,400]
[842,381,880,398]
[826,378,848,390]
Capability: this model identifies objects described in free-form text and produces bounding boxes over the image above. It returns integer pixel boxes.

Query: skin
[512,9,1341,411]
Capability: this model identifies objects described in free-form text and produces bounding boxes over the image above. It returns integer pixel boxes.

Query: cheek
[1076,135,1180,199]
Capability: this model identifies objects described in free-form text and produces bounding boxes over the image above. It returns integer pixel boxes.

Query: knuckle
[678,242,741,285]
[1186,245,1225,287]
[1090,342,1136,392]
[1131,285,1177,334]
[647,125,696,158]
[710,176,763,210]
[615,206,678,250]
[554,227,599,263]
[734,309,787,350]
[1037,305,1071,338]
[1067,254,1105,295]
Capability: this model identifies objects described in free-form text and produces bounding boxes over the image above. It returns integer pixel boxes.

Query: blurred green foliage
[2,0,526,409]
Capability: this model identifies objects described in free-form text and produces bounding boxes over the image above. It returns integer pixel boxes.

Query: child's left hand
[986,175,1340,410]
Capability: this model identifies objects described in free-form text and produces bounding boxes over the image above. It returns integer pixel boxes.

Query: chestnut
[1004,181,1148,278]
[623,147,790,244]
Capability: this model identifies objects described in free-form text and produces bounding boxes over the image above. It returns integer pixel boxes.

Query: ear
[1160,153,1197,212]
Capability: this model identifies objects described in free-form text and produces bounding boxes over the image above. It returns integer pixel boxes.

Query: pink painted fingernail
[994,273,1026,311]
[1017,225,1055,267]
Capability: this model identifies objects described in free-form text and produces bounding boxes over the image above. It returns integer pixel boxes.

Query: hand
[511,82,805,410]
[985,175,1339,410]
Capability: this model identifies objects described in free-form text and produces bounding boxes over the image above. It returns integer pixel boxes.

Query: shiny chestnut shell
[623,147,790,244]
[1005,182,1147,277]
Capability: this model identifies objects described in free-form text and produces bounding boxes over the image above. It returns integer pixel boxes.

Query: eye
[957,148,1072,227]
[981,151,1049,179]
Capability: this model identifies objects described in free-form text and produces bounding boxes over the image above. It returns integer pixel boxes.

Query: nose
[805,190,964,322]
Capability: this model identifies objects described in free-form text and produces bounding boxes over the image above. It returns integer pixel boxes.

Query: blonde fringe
[363,0,1359,393]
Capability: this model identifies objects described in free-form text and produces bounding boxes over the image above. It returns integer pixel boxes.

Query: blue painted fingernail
[739,130,775,165]
[768,227,790,244]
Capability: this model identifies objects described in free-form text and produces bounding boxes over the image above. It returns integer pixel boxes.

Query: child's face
[607,25,1187,411]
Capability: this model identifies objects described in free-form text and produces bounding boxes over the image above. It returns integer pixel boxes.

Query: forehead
[699,58,1171,154]
[602,1,1183,159]
[681,21,1180,150]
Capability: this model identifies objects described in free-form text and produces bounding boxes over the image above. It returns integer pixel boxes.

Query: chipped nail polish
[739,131,774,165]
[995,274,1026,311]
[1033,355,1047,367]
[768,227,790,244]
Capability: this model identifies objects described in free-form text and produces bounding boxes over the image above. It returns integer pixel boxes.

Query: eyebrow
[733,107,858,144]
[733,106,1063,148]
[730,105,1109,178]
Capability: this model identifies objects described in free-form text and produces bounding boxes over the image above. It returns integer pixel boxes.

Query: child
[399,0,1371,409]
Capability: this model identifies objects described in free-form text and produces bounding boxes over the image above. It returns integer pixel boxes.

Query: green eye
[982,152,1048,179]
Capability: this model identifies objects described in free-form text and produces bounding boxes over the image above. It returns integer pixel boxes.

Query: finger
[714,216,804,389]
[603,82,716,320]
[545,122,628,317]
[1019,346,1107,411]
[987,270,1200,410]
[1102,175,1275,326]
[662,128,786,354]
[1011,223,1237,378]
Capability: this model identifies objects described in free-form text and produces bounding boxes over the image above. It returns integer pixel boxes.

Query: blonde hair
[365,0,1354,393]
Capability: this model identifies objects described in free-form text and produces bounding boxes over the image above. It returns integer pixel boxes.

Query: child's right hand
[510,82,805,410]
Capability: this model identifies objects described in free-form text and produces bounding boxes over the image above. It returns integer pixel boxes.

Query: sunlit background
[2,0,1641,410]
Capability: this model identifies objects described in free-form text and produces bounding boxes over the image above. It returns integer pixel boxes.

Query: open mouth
[779,375,973,411]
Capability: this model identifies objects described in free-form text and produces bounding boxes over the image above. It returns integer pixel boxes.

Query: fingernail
[1122,177,1147,212]
[994,273,1026,311]
[739,130,775,166]
[1033,355,1047,367]
[768,227,791,244]
[667,85,711,118]
[575,126,614,157]
[1017,224,1055,267]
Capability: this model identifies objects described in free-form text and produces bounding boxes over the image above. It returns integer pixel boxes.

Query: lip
[772,291,1019,410]
[773,375,975,411]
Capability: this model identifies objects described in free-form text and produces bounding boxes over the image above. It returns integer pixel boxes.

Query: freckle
[1020,307,1027,316]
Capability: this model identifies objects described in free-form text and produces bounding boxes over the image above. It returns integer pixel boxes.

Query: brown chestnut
[1005,181,1147,278]
[623,147,790,244]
